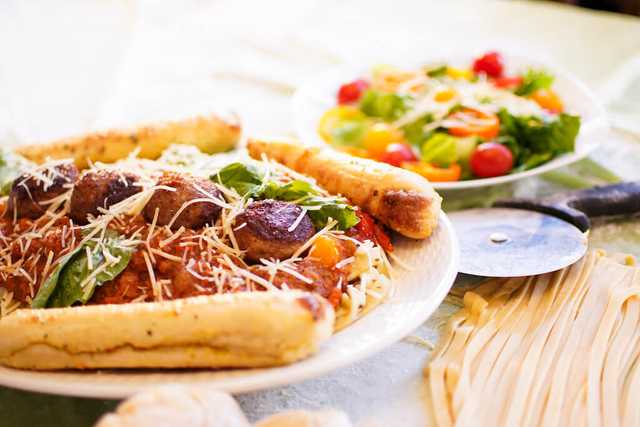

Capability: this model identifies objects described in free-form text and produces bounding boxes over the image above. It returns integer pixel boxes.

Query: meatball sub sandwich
[0,119,441,370]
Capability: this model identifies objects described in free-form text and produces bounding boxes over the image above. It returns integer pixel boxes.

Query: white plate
[292,53,610,190]
[0,213,458,399]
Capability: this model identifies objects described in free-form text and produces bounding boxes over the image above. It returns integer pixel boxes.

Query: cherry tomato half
[473,51,504,78]
[470,142,514,178]
[446,108,500,140]
[337,79,369,104]
[493,75,523,89]
[379,143,417,167]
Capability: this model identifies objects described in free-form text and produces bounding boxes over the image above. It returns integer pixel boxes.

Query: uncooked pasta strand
[426,251,640,427]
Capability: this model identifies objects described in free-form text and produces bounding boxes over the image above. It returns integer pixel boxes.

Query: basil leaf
[0,149,33,196]
[514,69,554,96]
[212,162,265,197]
[31,246,84,309]
[305,198,360,230]
[32,230,133,308]
[48,234,133,308]
[212,165,360,230]
[262,180,316,201]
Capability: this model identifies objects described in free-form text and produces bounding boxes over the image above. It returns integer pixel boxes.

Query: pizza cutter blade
[450,208,587,277]
[449,181,640,277]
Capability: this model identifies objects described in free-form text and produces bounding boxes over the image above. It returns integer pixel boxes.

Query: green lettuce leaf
[497,108,580,172]
[359,90,412,121]
[426,65,448,78]
[420,133,458,167]
[401,114,434,147]
[514,69,554,96]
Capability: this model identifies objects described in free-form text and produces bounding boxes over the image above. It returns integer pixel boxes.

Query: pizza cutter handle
[494,181,640,233]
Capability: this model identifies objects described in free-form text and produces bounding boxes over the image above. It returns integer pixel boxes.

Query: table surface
[1,1,639,426]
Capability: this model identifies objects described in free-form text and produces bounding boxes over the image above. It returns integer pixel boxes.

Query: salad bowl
[293,52,609,190]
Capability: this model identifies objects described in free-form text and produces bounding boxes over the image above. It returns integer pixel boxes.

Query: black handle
[493,182,640,232]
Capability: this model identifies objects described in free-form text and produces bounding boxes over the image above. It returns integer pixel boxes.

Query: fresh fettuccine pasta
[425,250,640,427]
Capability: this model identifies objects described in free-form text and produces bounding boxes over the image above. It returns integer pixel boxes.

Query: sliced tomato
[446,108,500,140]
[402,161,462,182]
[493,76,523,89]
[350,211,393,252]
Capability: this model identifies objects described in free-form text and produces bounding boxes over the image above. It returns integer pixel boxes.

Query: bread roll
[95,386,250,427]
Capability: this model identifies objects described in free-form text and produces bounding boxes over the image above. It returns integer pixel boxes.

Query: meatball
[6,162,78,219]
[69,169,142,224]
[144,173,224,230]
[234,200,315,262]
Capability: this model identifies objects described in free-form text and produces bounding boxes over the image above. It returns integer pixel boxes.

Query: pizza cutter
[449,182,640,277]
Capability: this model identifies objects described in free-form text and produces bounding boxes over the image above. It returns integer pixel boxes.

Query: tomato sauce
[0,209,358,308]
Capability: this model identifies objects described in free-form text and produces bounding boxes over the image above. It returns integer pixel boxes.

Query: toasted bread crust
[247,139,441,239]
[0,291,334,370]
[16,114,241,169]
